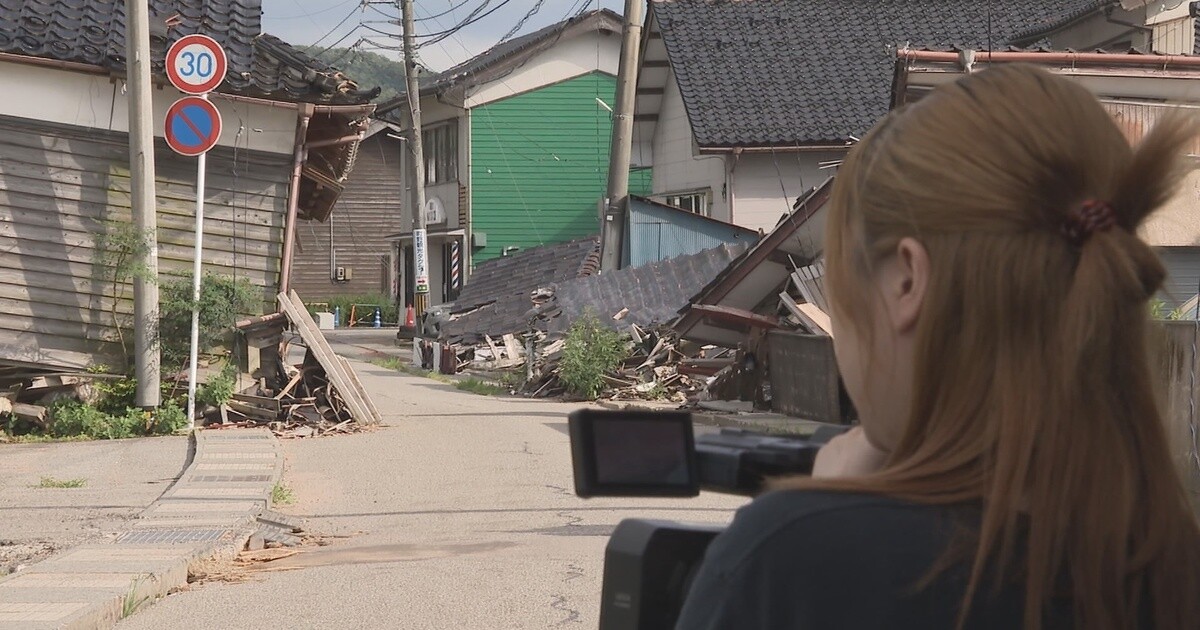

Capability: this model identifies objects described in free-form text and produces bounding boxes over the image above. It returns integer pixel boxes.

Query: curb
[0,428,283,630]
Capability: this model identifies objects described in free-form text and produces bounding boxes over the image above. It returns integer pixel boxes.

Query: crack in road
[550,594,582,626]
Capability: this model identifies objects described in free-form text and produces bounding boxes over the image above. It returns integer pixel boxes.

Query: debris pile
[212,291,382,438]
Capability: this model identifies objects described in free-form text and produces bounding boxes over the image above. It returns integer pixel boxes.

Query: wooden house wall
[0,115,290,370]
[292,133,404,301]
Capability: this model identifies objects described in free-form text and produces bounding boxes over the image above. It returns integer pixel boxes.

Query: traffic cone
[404,305,416,329]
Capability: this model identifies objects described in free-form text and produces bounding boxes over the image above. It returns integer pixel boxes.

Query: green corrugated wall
[470,72,651,262]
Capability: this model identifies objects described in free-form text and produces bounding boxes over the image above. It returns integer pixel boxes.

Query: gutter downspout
[728,147,742,224]
[280,103,314,295]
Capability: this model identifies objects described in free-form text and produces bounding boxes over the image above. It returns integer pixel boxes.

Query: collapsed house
[0,1,376,381]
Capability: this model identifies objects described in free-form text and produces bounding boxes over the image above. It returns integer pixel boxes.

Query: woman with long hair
[676,64,1200,629]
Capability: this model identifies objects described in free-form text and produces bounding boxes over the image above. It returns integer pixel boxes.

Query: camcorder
[568,409,850,630]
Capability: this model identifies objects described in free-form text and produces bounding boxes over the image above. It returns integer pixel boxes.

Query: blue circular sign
[164,96,222,156]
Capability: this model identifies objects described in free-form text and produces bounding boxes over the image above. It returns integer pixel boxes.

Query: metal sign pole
[185,95,209,430]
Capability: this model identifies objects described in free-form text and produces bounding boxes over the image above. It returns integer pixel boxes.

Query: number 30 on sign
[165,34,227,95]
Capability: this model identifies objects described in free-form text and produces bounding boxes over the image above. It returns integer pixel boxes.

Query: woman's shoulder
[709,489,969,576]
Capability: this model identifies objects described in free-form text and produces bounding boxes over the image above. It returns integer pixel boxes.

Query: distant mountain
[302,47,407,102]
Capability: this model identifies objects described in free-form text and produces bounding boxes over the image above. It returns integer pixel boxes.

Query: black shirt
[676,490,1073,629]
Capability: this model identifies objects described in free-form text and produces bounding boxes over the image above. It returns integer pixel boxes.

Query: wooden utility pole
[126,0,160,407]
[599,0,643,272]
[400,0,430,315]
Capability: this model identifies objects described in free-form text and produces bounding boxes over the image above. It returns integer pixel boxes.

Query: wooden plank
[339,355,382,424]
[225,400,279,422]
[231,393,282,413]
[502,334,522,361]
[797,303,834,337]
[279,291,380,425]
[484,335,501,361]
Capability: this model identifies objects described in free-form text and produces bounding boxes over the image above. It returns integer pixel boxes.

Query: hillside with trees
[303,47,408,102]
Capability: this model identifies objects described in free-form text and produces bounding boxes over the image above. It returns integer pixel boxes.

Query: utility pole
[400,0,430,316]
[126,0,160,407]
[599,0,643,272]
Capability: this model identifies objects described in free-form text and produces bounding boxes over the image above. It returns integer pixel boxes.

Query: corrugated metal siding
[1159,246,1200,307]
[292,133,404,300]
[1103,101,1200,155]
[470,72,651,262]
[1153,16,1195,54]
[625,198,758,268]
[0,115,290,370]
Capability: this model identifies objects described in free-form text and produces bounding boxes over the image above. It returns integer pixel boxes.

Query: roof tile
[651,0,1112,148]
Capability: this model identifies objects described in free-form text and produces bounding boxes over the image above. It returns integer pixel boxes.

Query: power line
[498,0,549,44]
[309,2,365,50]
[419,0,519,49]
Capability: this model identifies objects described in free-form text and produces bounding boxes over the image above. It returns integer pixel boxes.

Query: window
[661,190,710,216]
[423,123,458,185]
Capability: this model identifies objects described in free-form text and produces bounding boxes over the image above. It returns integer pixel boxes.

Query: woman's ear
[878,237,929,334]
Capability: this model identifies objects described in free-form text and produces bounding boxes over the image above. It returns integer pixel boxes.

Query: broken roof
[645,0,1114,149]
[376,8,621,119]
[0,0,374,104]
[674,177,834,348]
[545,242,749,335]
[442,238,599,341]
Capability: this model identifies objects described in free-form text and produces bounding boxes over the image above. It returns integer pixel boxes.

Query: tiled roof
[376,9,621,118]
[545,242,749,334]
[442,238,599,341]
[0,0,374,104]
[650,0,1113,148]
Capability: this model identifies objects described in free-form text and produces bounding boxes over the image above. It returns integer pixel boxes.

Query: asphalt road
[119,354,748,630]
[0,434,188,574]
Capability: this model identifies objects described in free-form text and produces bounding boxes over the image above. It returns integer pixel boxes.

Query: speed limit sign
[165,34,227,95]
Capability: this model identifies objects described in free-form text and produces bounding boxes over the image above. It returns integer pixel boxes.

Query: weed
[560,311,628,399]
[454,378,506,396]
[152,400,188,434]
[37,476,86,489]
[308,294,397,327]
[196,362,237,408]
[121,575,151,618]
[271,483,295,505]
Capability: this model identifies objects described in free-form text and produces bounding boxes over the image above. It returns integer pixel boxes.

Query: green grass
[371,358,507,396]
[271,483,295,505]
[454,378,507,396]
[37,476,87,489]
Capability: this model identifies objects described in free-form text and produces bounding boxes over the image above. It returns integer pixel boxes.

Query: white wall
[649,68,729,220]
[466,30,620,108]
[732,151,843,234]
[0,60,297,154]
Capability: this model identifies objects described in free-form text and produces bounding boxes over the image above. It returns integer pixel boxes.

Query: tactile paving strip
[116,529,231,545]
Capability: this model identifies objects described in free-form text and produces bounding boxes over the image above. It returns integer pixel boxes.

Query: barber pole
[450,240,461,292]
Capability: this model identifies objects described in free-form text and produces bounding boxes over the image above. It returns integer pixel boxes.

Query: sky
[260,0,624,72]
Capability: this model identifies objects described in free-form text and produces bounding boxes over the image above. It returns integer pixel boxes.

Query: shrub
[152,400,188,434]
[159,273,260,371]
[559,311,628,399]
[307,294,398,327]
[197,362,237,408]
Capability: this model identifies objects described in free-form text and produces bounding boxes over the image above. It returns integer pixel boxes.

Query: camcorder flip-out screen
[569,409,699,498]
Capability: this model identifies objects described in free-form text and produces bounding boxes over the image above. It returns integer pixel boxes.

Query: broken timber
[278,291,382,425]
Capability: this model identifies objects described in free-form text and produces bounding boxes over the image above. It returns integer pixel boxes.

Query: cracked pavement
[118,343,746,629]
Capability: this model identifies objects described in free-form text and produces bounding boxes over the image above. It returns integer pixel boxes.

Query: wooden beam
[691,304,781,330]
[278,291,381,425]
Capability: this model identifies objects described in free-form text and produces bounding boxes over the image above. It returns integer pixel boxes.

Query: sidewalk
[0,429,283,630]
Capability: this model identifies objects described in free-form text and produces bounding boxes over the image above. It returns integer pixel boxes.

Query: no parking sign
[162,34,229,429]
[164,97,222,156]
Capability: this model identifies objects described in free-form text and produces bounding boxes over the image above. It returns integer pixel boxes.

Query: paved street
[118,352,748,629]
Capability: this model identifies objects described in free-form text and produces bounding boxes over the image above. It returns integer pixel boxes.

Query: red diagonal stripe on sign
[179,107,217,147]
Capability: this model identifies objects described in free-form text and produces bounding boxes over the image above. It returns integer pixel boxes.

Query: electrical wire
[309,2,365,50]
[497,0,549,44]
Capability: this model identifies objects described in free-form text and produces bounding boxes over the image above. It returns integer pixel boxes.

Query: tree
[303,47,408,102]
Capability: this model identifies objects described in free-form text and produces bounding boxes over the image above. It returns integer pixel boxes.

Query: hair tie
[1062,199,1116,246]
